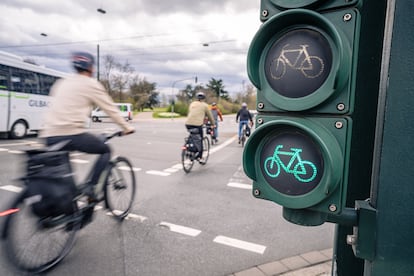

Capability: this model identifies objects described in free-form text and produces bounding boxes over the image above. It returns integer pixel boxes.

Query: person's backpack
[23,149,77,218]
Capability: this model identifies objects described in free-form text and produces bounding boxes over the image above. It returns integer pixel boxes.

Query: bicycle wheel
[182,147,194,173]
[241,128,246,147]
[264,157,281,178]
[200,136,210,165]
[104,156,136,219]
[2,190,80,274]
[293,161,318,183]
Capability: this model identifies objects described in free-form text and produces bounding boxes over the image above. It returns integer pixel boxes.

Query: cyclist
[185,92,215,163]
[40,51,135,202]
[236,102,253,144]
[209,102,223,143]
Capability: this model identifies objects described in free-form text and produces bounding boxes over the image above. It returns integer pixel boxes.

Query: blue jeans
[238,120,249,139]
[213,123,219,139]
[45,132,111,185]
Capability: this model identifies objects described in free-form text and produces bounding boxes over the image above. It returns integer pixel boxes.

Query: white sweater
[40,74,132,137]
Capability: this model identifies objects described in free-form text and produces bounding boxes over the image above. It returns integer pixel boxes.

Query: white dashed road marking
[71,159,90,164]
[159,222,202,237]
[227,182,252,190]
[7,150,23,154]
[119,166,142,172]
[0,185,23,193]
[106,211,148,222]
[213,235,266,254]
[146,170,170,176]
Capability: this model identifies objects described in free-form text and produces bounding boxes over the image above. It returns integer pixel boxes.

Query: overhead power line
[0,28,222,49]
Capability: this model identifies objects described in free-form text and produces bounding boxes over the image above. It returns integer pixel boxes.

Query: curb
[229,248,333,276]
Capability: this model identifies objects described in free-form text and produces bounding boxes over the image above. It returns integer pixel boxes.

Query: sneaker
[238,138,241,144]
[198,158,206,165]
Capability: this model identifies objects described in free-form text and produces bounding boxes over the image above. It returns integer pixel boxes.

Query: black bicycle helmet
[196,92,206,100]
[72,52,94,72]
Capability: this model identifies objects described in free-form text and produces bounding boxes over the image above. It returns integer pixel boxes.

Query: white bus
[0,51,67,138]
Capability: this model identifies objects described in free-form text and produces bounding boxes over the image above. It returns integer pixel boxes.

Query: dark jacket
[236,107,252,122]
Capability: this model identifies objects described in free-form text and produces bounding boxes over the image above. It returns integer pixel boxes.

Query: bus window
[22,70,39,94]
[10,68,39,94]
[10,74,22,92]
[40,74,59,95]
[0,70,8,90]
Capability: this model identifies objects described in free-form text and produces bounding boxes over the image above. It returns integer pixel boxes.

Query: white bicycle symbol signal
[269,44,325,80]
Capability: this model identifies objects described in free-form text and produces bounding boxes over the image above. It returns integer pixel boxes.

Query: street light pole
[97,44,100,81]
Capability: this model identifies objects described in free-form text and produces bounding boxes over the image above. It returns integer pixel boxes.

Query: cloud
[0,0,261,96]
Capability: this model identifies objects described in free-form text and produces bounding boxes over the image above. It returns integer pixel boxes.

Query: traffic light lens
[260,128,324,195]
[265,28,332,98]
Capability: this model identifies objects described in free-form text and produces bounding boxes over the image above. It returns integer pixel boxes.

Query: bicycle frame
[279,44,313,70]
[264,145,317,183]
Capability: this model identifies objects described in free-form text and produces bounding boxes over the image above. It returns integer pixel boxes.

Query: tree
[101,55,117,98]
[101,55,134,101]
[207,78,229,101]
[235,84,256,109]
[177,84,198,103]
[130,77,159,111]
[112,60,134,102]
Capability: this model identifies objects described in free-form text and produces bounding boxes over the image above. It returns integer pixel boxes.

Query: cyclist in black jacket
[236,103,253,143]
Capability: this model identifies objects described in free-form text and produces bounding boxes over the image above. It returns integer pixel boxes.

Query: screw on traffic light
[243,1,361,226]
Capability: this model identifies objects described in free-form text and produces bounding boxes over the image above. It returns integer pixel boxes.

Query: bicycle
[1,131,136,274]
[181,128,210,173]
[270,44,324,80]
[205,122,217,145]
[263,144,318,183]
[239,121,252,148]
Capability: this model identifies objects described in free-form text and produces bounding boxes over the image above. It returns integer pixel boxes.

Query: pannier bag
[23,150,77,217]
[186,133,202,153]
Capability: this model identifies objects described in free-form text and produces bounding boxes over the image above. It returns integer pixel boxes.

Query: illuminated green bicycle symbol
[264,145,318,183]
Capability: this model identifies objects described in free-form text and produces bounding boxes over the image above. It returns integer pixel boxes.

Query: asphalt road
[0,114,334,276]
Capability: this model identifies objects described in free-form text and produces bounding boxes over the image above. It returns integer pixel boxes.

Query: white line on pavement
[146,170,170,176]
[0,142,37,147]
[0,185,23,193]
[0,148,8,152]
[8,150,24,154]
[71,159,90,164]
[159,221,202,237]
[164,168,180,173]
[106,211,147,222]
[210,135,237,154]
[119,166,142,172]
[227,182,252,190]
[213,235,266,254]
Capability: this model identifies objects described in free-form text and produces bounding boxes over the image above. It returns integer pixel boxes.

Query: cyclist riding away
[40,51,135,203]
[185,92,215,163]
[236,102,253,144]
[209,102,223,143]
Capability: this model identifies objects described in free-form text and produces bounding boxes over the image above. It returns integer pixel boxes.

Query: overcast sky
[0,0,261,97]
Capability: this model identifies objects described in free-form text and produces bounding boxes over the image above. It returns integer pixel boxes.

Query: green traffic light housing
[260,0,361,22]
[244,0,362,227]
[248,8,360,113]
[243,116,352,220]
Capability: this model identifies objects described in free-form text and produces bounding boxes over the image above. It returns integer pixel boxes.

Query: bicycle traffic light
[243,1,361,225]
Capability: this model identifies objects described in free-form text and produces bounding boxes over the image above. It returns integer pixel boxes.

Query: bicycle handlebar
[104,129,134,142]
